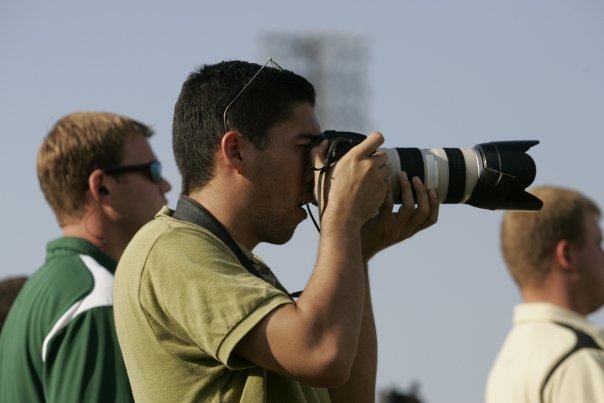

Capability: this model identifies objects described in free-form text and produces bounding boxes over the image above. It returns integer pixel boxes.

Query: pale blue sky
[1,1,603,402]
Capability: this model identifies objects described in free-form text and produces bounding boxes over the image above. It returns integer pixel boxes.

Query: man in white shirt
[486,185,604,403]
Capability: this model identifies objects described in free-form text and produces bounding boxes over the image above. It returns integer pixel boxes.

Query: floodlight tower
[259,32,371,133]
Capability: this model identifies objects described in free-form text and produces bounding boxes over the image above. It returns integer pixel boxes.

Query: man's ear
[554,239,573,271]
[87,169,108,202]
[220,131,245,174]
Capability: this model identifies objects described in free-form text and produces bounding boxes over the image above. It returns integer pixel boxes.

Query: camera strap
[311,136,348,228]
[539,322,602,403]
[173,195,301,300]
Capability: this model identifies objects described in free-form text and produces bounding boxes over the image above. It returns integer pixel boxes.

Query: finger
[398,177,430,235]
[396,171,414,220]
[398,186,440,240]
[416,189,440,232]
[412,177,429,213]
[348,131,385,158]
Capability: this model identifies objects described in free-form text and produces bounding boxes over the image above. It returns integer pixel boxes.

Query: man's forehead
[268,105,321,140]
[122,135,155,162]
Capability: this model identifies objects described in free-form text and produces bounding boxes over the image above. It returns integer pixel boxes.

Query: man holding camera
[486,186,604,403]
[113,60,439,402]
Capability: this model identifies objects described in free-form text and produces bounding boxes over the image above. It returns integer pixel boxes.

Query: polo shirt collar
[46,236,117,274]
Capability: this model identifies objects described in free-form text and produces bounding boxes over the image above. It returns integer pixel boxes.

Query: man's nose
[305,163,317,183]
[160,178,172,193]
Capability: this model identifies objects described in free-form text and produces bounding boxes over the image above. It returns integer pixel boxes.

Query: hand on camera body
[312,131,440,260]
[312,132,391,229]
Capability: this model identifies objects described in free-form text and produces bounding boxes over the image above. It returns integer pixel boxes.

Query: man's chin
[266,227,298,246]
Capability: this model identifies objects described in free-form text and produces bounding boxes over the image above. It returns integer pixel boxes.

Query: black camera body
[318,130,543,211]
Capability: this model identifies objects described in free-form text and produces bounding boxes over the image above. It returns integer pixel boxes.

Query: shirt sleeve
[140,228,293,370]
[43,307,134,403]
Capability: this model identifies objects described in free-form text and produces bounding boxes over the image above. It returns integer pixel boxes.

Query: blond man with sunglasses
[0,111,171,402]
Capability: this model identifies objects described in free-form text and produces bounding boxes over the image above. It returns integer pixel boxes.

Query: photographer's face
[245,102,320,245]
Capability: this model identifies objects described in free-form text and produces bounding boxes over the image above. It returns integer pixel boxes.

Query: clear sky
[1,1,603,402]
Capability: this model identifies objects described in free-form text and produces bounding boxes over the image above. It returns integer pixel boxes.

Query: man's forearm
[329,266,377,402]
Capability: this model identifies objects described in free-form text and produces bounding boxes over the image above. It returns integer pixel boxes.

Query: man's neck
[522,286,586,316]
[61,223,122,261]
[186,187,257,251]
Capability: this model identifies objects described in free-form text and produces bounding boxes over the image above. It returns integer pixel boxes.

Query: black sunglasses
[104,160,162,184]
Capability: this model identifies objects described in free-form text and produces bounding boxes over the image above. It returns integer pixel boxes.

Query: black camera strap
[539,322,603,403]
[173,195,300,299]
[310,136,350,228]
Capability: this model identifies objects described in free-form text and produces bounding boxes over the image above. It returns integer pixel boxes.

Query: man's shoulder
[487,306,604,403]
[504,308,595,371]
[12,247,99,315]
[520,303,604,343]
[133,213,230,253]
[118,213,236,279]
[542,331,604,402]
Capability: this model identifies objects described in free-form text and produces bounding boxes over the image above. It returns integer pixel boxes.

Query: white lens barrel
[380,147,483,204]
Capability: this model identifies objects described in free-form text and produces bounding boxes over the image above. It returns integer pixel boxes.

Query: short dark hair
[172,60,316,194]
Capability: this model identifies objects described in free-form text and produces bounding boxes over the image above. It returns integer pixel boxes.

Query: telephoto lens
[318,130,543,211]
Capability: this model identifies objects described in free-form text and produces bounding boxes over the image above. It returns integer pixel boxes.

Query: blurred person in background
[0,111,171,402]
[486,185,604,403]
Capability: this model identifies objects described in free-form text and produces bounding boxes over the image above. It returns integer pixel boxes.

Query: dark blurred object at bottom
[0,276,28,331]
[380,382,423,403]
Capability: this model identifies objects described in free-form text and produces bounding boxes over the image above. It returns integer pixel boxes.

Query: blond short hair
[37,111,153,226]
[501,186,600,288]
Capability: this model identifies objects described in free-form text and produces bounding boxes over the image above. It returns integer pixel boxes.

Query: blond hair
[501,186,600,287]
[36,111,153,226]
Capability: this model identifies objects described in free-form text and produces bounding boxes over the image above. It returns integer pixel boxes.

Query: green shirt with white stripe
[0,237,133,403]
